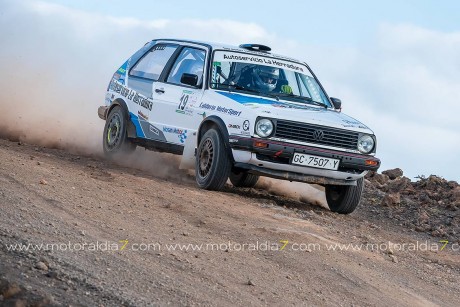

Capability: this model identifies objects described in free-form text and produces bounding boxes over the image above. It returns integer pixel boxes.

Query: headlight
[357,135,374,153]
[255,119,274,138]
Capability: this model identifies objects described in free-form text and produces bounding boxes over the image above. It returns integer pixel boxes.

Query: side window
[130,44,177,80]
[166,47,206,86]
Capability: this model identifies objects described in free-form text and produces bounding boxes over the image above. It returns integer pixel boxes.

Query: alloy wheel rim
[107,114,121,149]
[199,138,214,178]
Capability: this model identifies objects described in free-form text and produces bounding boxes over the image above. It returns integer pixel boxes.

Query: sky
[0,0,459,181]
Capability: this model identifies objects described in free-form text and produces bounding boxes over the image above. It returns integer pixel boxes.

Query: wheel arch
[108,98,136,138]
[197,115,234,162]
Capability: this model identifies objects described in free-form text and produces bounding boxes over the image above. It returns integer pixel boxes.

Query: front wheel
[102,106,136,157]
[195,129,231,190]
[325,178,364,214]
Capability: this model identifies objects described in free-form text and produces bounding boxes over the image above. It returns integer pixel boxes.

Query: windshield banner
[213,51,306,73]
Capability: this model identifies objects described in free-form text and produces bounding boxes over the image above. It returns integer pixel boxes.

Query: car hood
[211,91,374,134]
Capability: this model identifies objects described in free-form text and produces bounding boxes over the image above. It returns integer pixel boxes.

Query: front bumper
[229,136,381,186]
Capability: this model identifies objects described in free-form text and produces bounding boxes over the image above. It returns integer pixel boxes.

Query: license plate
[291,153,340,170]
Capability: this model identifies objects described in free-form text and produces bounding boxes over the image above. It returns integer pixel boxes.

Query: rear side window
[130,44,177,80]
[167,47,206,86]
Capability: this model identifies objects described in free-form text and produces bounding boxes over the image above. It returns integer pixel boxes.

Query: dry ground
[0,138,459,306]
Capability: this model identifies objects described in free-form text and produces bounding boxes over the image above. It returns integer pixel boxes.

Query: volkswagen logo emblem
[312,130,324,141]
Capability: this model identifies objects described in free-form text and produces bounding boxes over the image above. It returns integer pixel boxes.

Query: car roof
[154,38,303,64]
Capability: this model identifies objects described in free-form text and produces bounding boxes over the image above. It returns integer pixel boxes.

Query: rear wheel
[325,178,364,214]
[229,171,259,188]
[102,106,136,157]
[195,128,231,190]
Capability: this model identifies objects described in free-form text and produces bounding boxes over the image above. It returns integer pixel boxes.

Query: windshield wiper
[309,100,329,109]
[273,92,328,108]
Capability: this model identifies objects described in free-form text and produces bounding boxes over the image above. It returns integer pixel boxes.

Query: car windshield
[210,51,331,108]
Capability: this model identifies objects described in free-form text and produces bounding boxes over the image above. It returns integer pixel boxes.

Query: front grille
[274,120,359,150]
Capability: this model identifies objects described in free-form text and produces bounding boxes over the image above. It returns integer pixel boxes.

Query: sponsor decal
[138,110,149,121]
[198,102,216,111]
[216,92,321,111]
[270,103,319,111]
[153,45,166,51]
[113,76,125,85]
[221,46,299,62]
[228,120,250,136]
[176,109,191,115]
[176,90,197,116]
[198,102,242,117]
[110,80,153,111]
[341,119,368,129]
[342,119,360,125]
[178,131,187,143]
[228,124,241,129]
[242,120,250,131]
[115,60,129,85]
[243,103,261,109]
[198,112,207,119]
[214,51,306,73]
[149,125,160,136]
[211,62,221,84]
[163,127,188,143]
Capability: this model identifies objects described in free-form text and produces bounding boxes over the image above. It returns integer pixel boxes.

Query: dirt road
[1,138,459,306]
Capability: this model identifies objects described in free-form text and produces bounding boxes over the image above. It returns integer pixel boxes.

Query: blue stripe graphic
[129,112,145,138]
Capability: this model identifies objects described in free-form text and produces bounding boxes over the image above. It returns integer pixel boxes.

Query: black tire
[229,171,259,188]
[102,106,136,157]
[325,178,364,214]
[195,128,232,190]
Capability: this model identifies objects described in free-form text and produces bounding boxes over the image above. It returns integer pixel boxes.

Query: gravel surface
[1,138,459,306]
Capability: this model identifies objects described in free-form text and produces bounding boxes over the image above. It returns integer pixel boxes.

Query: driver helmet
[252,66,279,91]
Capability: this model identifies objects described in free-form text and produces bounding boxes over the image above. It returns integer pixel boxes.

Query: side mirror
[330,97,342,110]
[181,73,199,87]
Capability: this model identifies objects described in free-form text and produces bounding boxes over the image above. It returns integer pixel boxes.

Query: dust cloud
[0,1,328,205]
[0,1,180,179]
[115,149,193,183]
[256,178,328,208]
[0,63,103,154]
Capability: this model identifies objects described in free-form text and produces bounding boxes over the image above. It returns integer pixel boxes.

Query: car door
[150,45,207,146]
[126,43,179,141]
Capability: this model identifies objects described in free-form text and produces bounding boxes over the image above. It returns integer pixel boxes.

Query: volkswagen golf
[98,39,381,214]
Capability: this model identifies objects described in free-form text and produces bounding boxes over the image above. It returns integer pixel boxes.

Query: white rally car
[98,39,380,214]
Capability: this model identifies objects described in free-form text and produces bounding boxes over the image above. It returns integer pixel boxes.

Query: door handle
[155,88,165,94]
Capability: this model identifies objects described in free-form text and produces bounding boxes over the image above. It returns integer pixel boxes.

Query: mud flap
[179,131,197,170]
